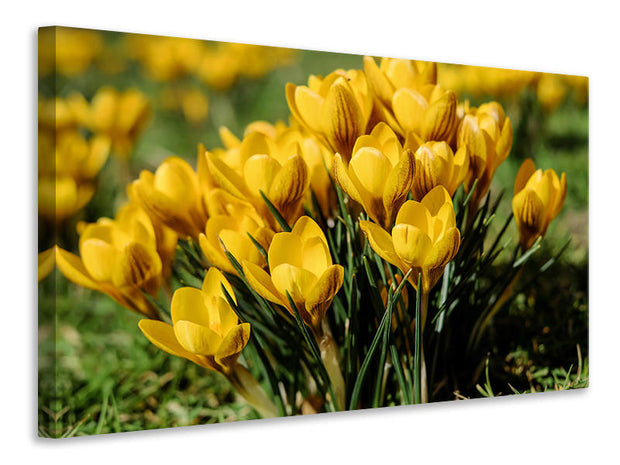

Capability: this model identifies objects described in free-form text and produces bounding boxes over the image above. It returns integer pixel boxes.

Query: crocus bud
[411,141,469,200]
[512,159,566,250]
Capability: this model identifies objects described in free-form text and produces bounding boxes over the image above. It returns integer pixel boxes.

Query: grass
[38,35,589,436]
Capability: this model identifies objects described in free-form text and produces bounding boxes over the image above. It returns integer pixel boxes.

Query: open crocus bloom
[242,216,344,331]
[512,158,567,250]
[360,186,461,293]
[56,202,163,318]
[139,268,251,372]
[286,69,372,162]
[333,122,414,229]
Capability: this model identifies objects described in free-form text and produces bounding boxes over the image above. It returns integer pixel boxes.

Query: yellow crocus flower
[139,268,250,372]
[364,56,437,108]
[360,186,460,294]
[333,122,414,229]
[38,175,96,223]
[512,159,567,250]
[411,141,469,201]
[363,56,437,134]
[242,216,344,331]
[457,101,513,206]
[199,194,274,275]
[130,156,208,239]
[138,268,276,417]
[222,122,336,218]
[392,84,458,142]
[205,131,309,229]
[87,87,151,159]
[56,203,164,318]
[286,69,373,162]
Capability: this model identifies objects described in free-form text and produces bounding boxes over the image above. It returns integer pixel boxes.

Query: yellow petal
[292,84,324,132]
[55,247,100,290]
[219,126,241,149]
[350,147,393,200]
[38,247,56,282]
[514,158,537,195]
[268,154,308,216]
[422,227,461,291]
[421,185,452,216]
[359,220,404,270]
[422,91,456,141]
[392,88,428,134]
[302,236,332,278]
[305,264,344,327]
[431,202,457,239]
[268,232,303,270]
[80,238,116,283]
[198,233,236,275]
[383,149,415,226]
[207,152,251,199]
[395,200,431,232]
[321,77,365,158]
[215,323,251,367]
[242,260,286,307]
[202,267,236,303]
[513,188,546,248]
[424,227,461,270]
[138,319,207,367]
[112,242,161,290]
[496,117,513,162]
[392,224,432,267]
[363,56,394,107]
[171,287,209,326]
[174,320,223,355]
[333,153,364,206]
[550,172,567,220]
[271,264,318,305]
[210,296,239,336]
[244,154,281,197]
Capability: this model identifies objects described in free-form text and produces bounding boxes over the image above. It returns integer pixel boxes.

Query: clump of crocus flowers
[51,54,569,419]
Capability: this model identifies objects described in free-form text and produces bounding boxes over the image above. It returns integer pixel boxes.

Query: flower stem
[228,364,278,418]
[317,331,346,411]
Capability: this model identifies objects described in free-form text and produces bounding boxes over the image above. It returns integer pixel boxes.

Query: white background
[2,1,617,462]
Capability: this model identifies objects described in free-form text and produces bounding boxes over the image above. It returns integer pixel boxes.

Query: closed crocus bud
[411,141,469,200]
[130,156,207,239]
[199,194,274,275]
[242,216,344,331]
[55,203,164,318]
[360,186,460,294]
[392,84,458,141]
[286,69,372,162]
[334,123,414,229]
[457,101,512,205]
[139,268,251,372]
[512,159,567,250]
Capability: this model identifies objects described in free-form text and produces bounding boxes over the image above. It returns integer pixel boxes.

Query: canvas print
[38,26,589,437]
